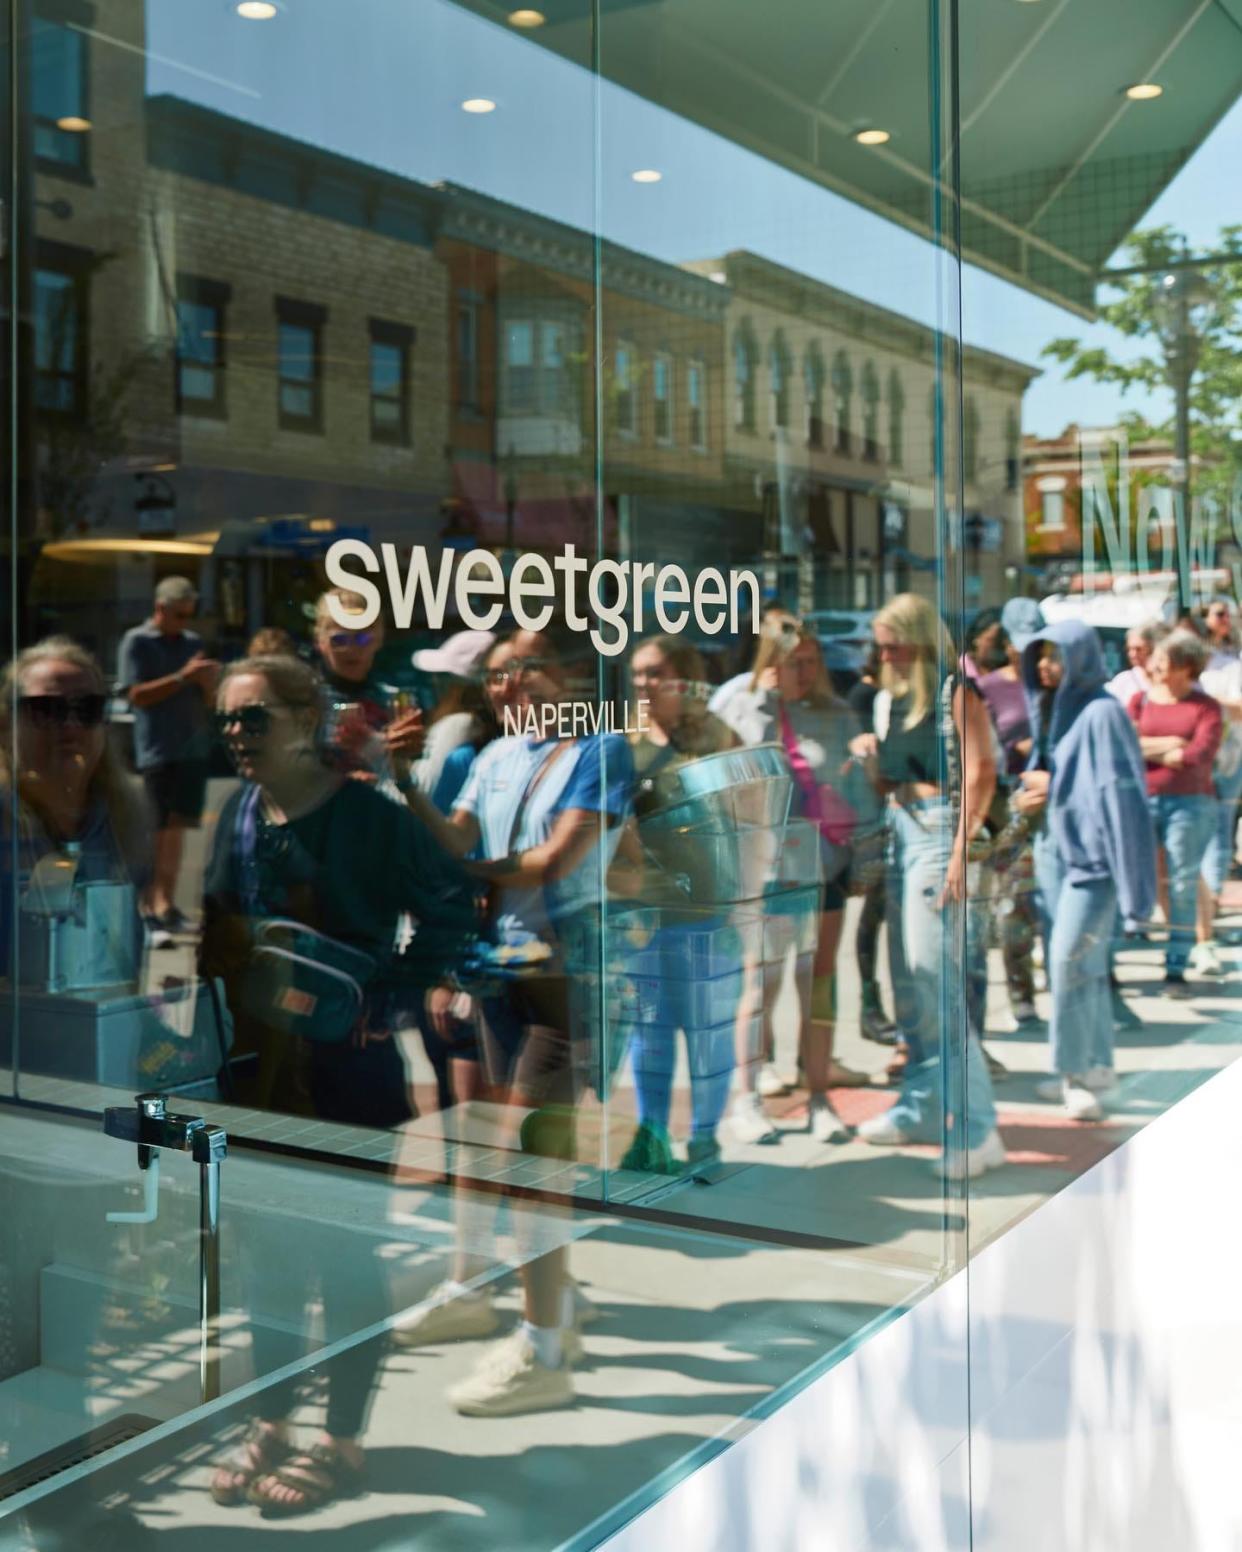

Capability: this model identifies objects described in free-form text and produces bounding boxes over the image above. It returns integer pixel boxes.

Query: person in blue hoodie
[1017,620,1156,1121]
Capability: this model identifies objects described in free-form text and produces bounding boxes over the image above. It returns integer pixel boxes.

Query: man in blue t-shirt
[117,576,220,944]
[398,629,632,1417]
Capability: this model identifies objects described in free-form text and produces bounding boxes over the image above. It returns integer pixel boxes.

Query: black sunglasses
[212,705,275,739]
[18,693,107,728]
[328,630,375,650]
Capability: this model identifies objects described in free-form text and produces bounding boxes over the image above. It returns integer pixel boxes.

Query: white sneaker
[857,1110,913,1146]
[448,1331,575,1417]
[930,1129,1006,1180]
[809,1094,850,1143]
[729,1093,779,1144]
[391,1282,499,1349]
[1063,1079,1103,1123]
[757,1062,789,1098]
[1084,1066,1118,1095]
[1192,940,1224,976]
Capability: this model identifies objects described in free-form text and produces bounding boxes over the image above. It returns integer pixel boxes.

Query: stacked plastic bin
[616,743,822,1137]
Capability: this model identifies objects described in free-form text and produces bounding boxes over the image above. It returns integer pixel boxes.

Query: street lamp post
[1151,254,1218,612]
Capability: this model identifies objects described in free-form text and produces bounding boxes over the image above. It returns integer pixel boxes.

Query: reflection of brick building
[1023,424,1183,588]
[686,252,1038,612]
[436,182,731,563]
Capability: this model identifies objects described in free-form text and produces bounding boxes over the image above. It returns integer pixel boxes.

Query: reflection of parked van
[804,610,873,676]
[1039,573,1202,678]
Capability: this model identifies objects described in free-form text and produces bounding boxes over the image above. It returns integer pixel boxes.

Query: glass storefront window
[1,0,1239,1543]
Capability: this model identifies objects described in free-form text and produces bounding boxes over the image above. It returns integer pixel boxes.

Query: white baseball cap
[411,630,497,679]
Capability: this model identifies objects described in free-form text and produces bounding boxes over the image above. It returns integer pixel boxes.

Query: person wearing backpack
[723,618,872,1145]
[202,651,477,1517]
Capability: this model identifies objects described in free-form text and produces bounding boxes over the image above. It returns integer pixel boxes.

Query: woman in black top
[204,652,475,1516]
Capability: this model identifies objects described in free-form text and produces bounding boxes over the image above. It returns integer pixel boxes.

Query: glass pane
[277,322,314,383]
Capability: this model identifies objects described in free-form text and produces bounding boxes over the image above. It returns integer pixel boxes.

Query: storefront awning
[459,0,1242,317]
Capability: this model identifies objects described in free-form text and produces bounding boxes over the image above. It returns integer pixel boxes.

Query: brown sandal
[210,1421,292,1507]
[248,1441,366,1518]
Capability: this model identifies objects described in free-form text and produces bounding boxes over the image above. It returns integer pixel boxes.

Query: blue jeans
[885,801,997,1149]
[1033,833,1116,1076]
[1150,794,1215,974]
[1202,764,1242,897]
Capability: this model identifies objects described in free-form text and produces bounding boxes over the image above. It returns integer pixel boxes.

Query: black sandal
[210,1421,292,1507]
[248,1441,366,1518]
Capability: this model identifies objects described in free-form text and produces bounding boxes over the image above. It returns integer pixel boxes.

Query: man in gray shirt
[117,576,220,944]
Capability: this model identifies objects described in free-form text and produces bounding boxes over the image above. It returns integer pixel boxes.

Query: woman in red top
[1128,630,1222,992]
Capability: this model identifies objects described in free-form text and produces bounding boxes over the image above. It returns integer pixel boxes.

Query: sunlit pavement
[32,781,1228,1545]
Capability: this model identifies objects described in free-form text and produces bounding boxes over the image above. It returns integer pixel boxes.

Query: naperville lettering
[501,701,651,738]
[325,540,760,657]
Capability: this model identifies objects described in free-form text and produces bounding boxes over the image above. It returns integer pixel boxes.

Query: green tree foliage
[1043,225,1242,514]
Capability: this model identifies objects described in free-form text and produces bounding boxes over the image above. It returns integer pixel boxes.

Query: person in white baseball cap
[409,630,498,802]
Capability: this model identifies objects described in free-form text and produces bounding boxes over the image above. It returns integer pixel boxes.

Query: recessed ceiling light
[236,1,278,17]
[56,115,91,132]
[631,169,662,183]
[508,8,546,26]
[853,127,891,146]
[1125,82,1163,100]
[461,98,497,114]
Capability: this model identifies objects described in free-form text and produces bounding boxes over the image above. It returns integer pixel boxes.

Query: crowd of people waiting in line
[3,572,1241,1514]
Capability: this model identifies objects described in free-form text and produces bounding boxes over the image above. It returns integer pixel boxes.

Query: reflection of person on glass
[313,588,424,786]
[723,618,869,1144]
[203,653,473,1514]
[401,631,632,1417]
[117,575,219,947]
[851,594,1005,1179]
[1016,624,1155,1121]
[613,635,738,1173]
[0,639,149,989]
[1127,630,1221,993]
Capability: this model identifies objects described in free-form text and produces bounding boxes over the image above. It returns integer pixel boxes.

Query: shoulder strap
[873,689,892,742]
[233,784,264,916]
[508,740,575,854]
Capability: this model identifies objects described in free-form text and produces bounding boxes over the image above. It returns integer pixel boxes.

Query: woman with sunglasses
[203,652,474,1517]
[0,638,149,988]
[313,589,423,785]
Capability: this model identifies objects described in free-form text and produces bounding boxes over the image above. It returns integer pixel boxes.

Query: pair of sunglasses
[328,630,375,649]
[211,705,274,739]
[484,657,548,686]
[18,693,107,728]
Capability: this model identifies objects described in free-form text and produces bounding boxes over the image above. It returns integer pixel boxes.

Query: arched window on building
[734,322,758,432]
[887,368,905,468]
[831,349,852,454]
[1005,406,1020,492]
[963,395,981,483]
[861,359,880,461]
[804,343,826,447]
[769,330,792,432]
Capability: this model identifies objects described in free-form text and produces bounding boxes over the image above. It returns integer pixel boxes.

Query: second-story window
[831,350,853,454]
[369,319,413,446]
[1005,407,1020,492]
[804,344,825,447]
[963,396,980,482]
[174,276,229,419]
[32,17,89,174]
[887,368,905,468]
[34,261,85,415]
[861,360,880,462]
[615,341,636,435]
[457,300,480,413]
[769,332,791,432]
[275,298,326,433]
[687,359,706,451]
[653,351,673,444]
[501,313,580,419]
[734,324,757,432]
